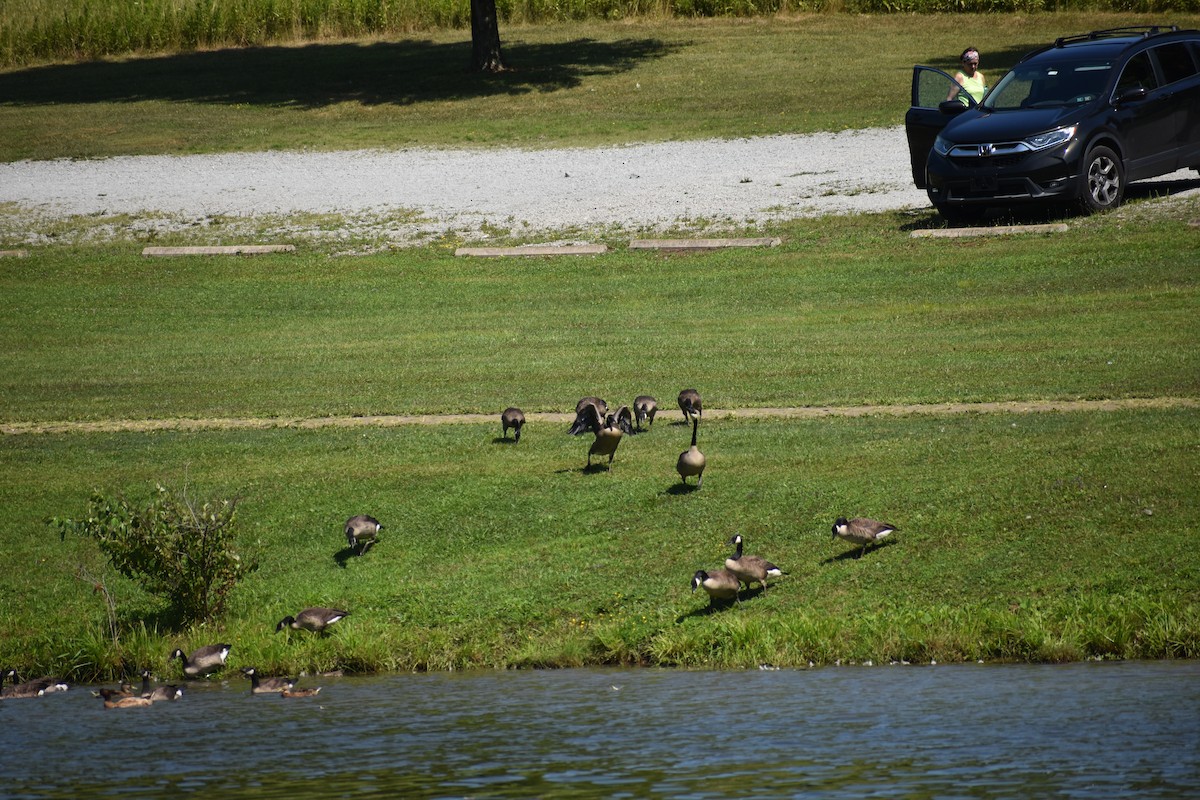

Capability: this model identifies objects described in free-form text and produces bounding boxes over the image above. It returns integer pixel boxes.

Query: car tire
[1078,145,1124,213]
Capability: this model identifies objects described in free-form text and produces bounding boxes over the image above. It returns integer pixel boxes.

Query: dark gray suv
[905,26,1200,222]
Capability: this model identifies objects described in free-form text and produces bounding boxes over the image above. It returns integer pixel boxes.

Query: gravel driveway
[2,127,1195,247]
[0,128,928,245]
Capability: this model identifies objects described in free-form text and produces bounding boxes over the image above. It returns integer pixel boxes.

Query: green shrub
[52,484,258,627]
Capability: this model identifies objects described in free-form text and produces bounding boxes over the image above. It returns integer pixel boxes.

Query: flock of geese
[2,390,900,705]
[1,605,349,707]
[503,388,707,483]
[506,389,899,605]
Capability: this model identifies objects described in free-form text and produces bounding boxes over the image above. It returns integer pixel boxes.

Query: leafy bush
[53,485,258,627]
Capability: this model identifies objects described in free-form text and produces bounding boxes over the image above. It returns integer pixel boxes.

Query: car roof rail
[1053,25,1179,48]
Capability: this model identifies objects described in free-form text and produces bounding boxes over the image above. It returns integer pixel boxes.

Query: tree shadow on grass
[0,37,682,108]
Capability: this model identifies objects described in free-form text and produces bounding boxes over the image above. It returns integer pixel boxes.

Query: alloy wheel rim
[1088,156,1119,206]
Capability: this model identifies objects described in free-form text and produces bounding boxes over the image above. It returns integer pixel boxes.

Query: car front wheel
[1079,145,1124,213]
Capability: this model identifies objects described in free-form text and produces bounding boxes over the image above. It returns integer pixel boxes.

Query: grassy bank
[2,206,1198,679]
[3,408,1197,681]
[3,13,1200,160]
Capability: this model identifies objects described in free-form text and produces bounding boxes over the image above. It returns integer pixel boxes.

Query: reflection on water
[2,661,1198,798]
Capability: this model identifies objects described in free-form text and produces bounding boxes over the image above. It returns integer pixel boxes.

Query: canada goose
[586,407,623,469]
[151,685,183,702]
[139,670,183,702]
[276,607,350,634]
[569,396,608,435]
[104,696,153,709]
[832,517,898,558]
[725,534,784,594]
[344,514,382,555]
[676,417,706,488]
[501,407,525,442]
[613,405,635,435]
[678,389,702,423]
[1,670,69,698]
[691,569,740,606]
[633,395,658,431]
[171,644,231,678]
[242,667,295,695]
[281,687,322,698]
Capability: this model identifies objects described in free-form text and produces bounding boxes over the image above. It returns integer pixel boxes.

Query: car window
[985,61,1111,110]
[1115,52,1159,96]
[912,67,969,109]
[1152,42,1198,85]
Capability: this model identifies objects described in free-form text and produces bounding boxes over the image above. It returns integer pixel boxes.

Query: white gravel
[2,127,1195,247]
[0,127,928,246]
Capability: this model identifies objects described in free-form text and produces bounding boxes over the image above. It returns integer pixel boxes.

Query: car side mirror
[1116,86,1148,105]
[938,100,971,115]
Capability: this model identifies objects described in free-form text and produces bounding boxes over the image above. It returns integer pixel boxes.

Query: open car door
[904,66,976,189]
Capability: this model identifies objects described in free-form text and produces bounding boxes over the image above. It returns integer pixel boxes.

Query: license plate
[970,176,999,192]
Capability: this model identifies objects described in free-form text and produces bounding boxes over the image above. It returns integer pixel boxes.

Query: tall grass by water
[3,0,1199,68]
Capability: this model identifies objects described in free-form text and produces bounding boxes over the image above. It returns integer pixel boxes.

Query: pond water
[2,660,1198,798]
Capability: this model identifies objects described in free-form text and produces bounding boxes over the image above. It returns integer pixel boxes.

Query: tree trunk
[469,0,506,73]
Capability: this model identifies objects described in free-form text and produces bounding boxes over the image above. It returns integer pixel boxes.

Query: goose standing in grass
[676,416,706,488]
[170,644,232,678]
[501,407,525,442]
[276,607,350,635]
[344,514,382,555]
[585,407,623,469]
[569,397,607,435]
[633,395,658,431]
[678,389,702,423]
[725,534,784,595]
[831,517,898,558]
[242,667,295,695]
[691,569,740,607]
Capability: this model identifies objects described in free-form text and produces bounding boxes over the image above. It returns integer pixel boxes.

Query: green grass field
[4,13,1200,160]
[1,14,1199,681]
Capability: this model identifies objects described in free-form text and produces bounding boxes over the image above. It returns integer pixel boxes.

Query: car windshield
[983,60,1114,110]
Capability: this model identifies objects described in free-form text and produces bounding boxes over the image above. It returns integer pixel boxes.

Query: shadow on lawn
[0,37,681,108]
[899,173,1200,232]
[821,538,899,565]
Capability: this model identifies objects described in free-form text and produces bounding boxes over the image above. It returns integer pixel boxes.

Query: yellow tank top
[959,73,986,104]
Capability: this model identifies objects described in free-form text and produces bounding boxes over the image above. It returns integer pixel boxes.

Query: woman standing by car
[947,47,987,104]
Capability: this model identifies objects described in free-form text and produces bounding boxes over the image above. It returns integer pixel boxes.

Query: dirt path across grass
[3,397,1195,436]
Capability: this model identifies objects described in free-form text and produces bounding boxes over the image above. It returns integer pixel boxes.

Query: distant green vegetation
[2,206,1198,680]
[3,0,1198,68]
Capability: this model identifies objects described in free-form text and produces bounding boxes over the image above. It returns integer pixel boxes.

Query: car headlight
[1023,125,1077,152]
[933,134,953,156]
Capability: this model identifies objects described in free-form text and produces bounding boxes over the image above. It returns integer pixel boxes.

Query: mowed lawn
[1,14,1198,678]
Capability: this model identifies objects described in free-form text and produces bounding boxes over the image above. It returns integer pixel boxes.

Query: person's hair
[960,48,980,63]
